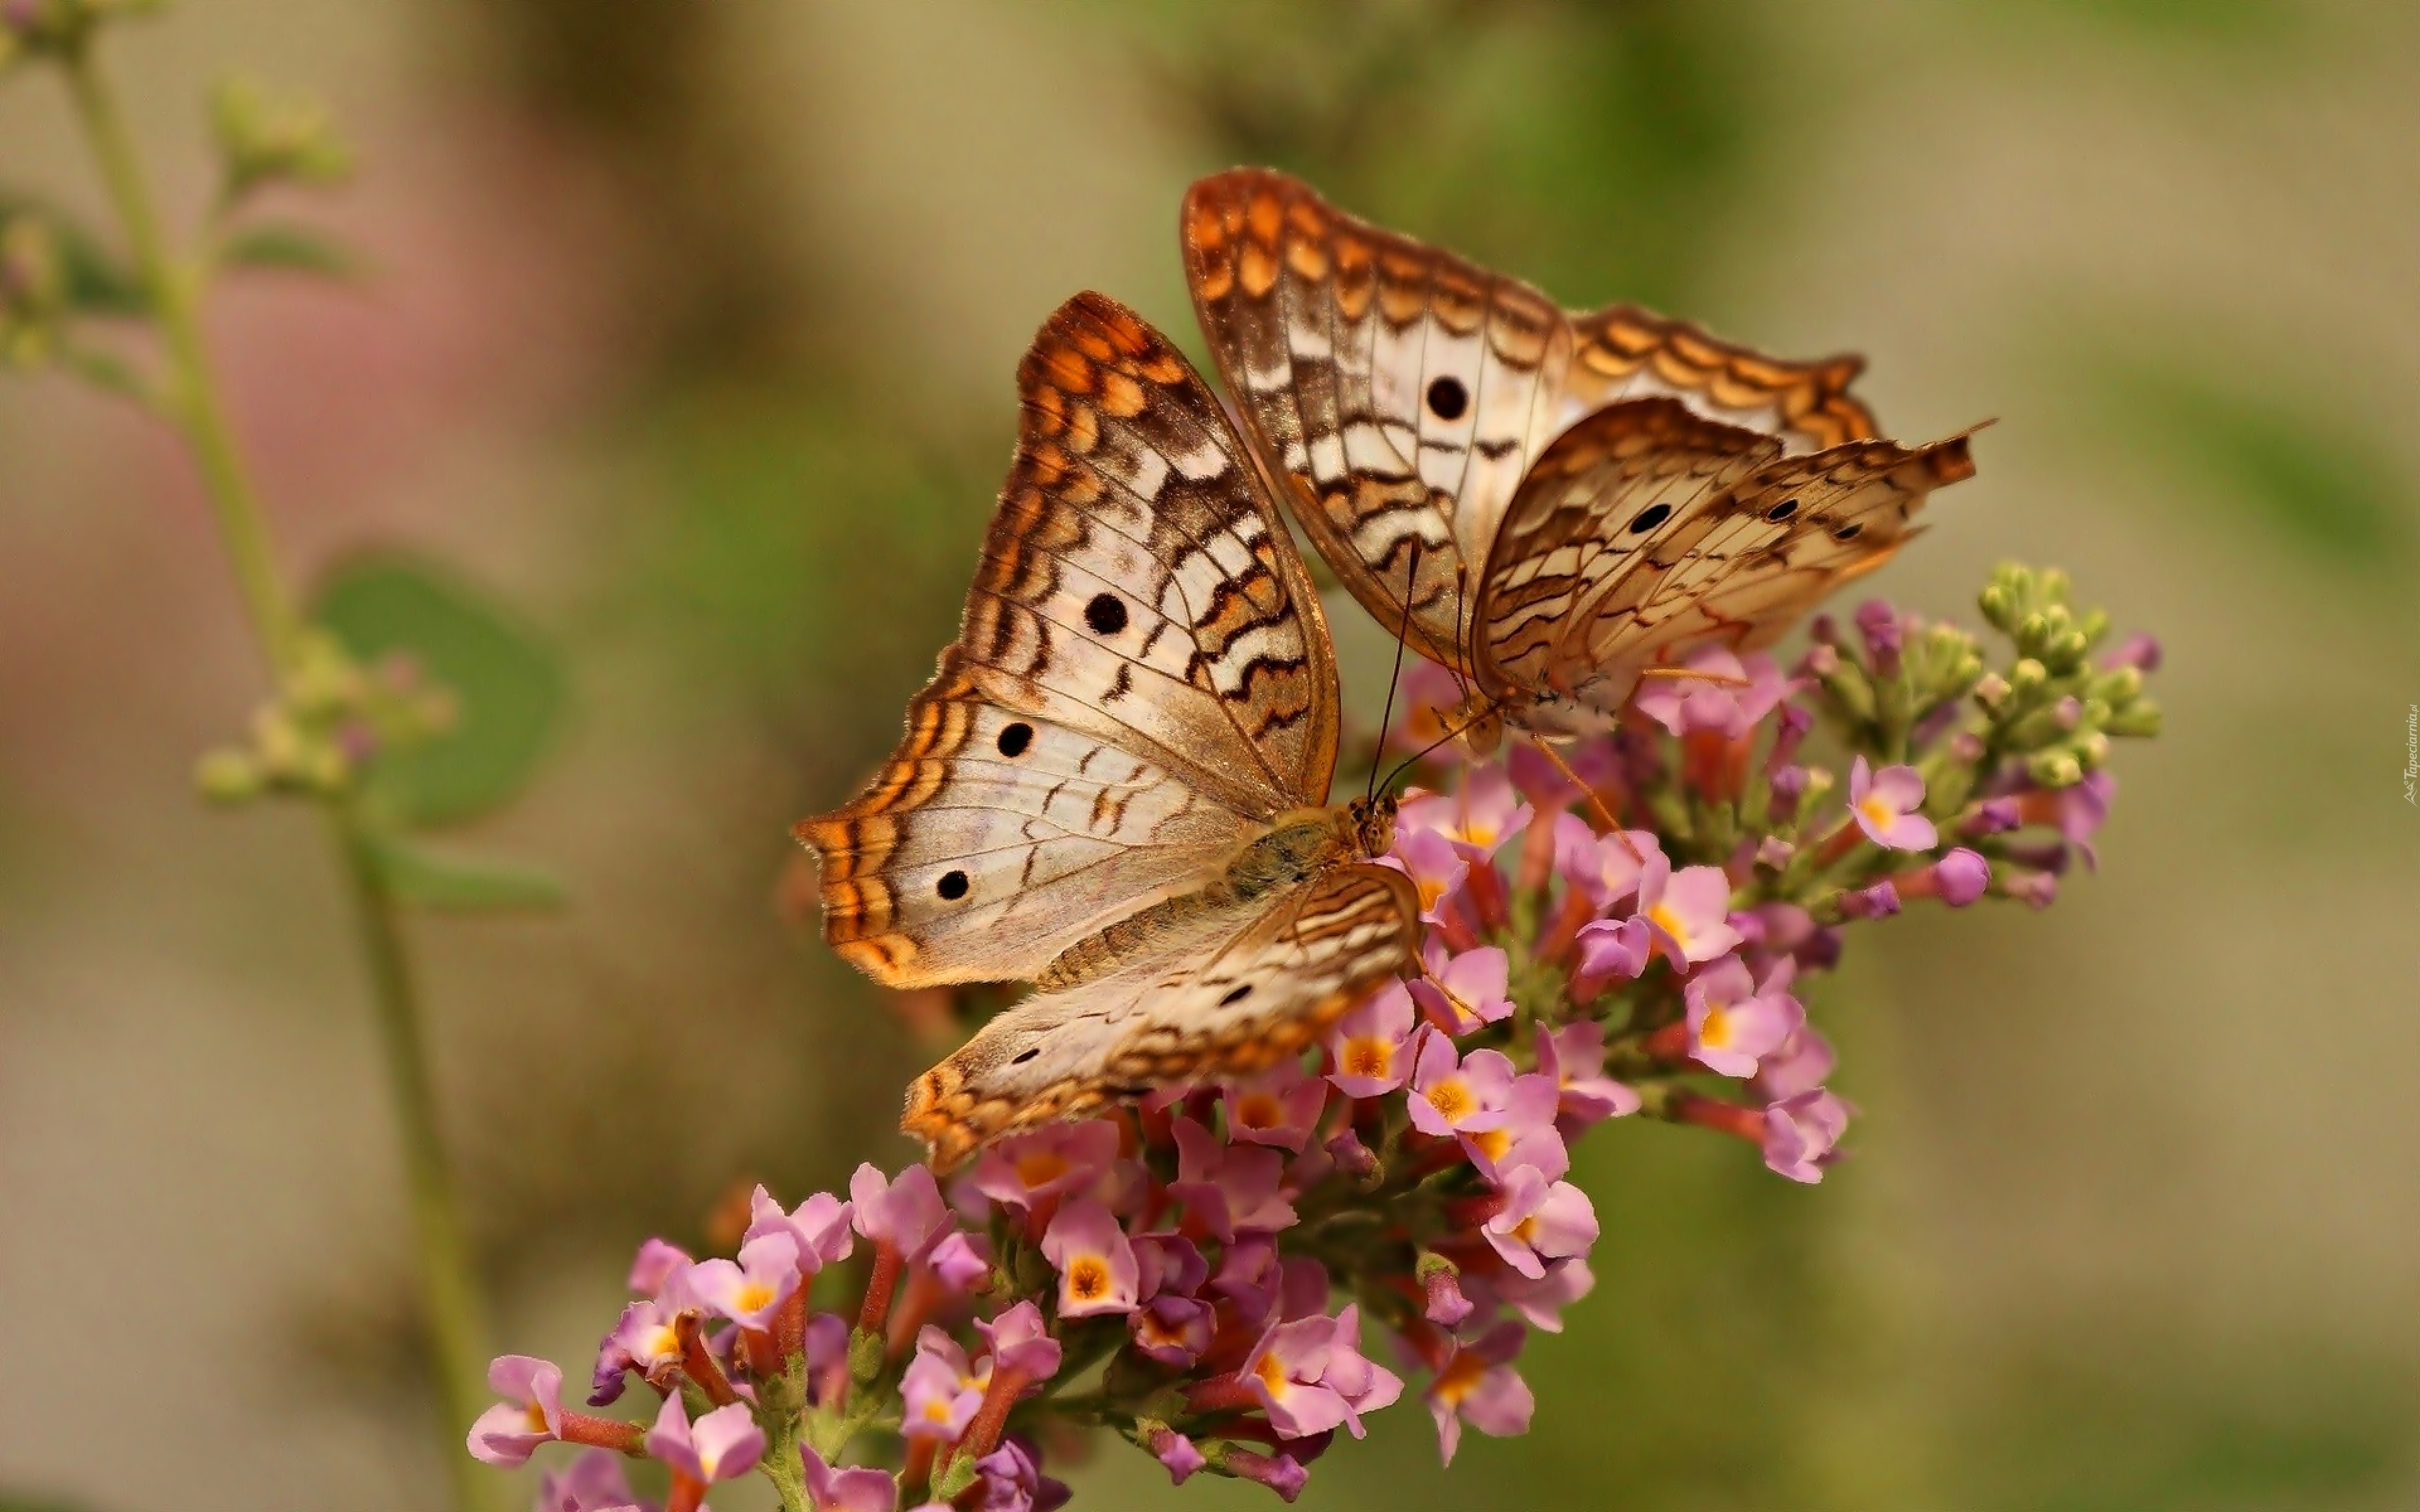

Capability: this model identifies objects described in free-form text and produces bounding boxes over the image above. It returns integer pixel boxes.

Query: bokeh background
[4,2,2417,1509]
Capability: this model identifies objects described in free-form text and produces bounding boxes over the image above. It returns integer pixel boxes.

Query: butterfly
[796,291,1422,1168]
[1182,167,1980,747]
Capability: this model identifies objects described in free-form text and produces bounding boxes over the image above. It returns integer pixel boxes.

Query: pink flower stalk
[466,1355,565,1468]
[1427,1322,1535,1466]
[1040,1198,1140,1318]
[901,1329,985,1444]
[1148,1425,1207,1484]
[1764,1089,1852,1183]
[800,1443,900,1512]
[1409,945,1514,1034]
[645,1395,765,1484]
[744,1186,855,1274]
[1406,1034,1516,1141]
[686,1231,802,1332]
[1683,956,1806,1079]
[967,1121,1121,1211]
[1169,1116,1297,1240]
[1535,1021,1642,1126]
[1326,982,1418,1096]
[1221,1064,1330,1151]
[1848,756,1939,850]
[1223,1446,1311,1503]
[1637,851,1746,968]
[1480,1166,1600,1280]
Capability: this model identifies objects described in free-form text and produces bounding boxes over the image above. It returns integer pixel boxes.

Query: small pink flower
[1385,827,1473,927]
[1132,1231,1207,1300]
[1534,1022,1640,1126]
[1550,813,1659,912]
[1129,1293,1215,1366]
[743,1186,855,1275]
[590,1298,684,1405]
[1933,847,1992,905]
[627,1238,693,1295]
[1409,945,1514,1034]
[1406,1033,1515,1140]
[1683,956,1805,1079]
[900,1329,985,1444]
[1458,1072,1569,1182]
[1507,736,1620,811]
[466,1354,563,1467]
[686,1230,802,1332]
[1637,851,1745,968]
[1148,1424,1207,1484]
[1327,982,1417,1097]
[1481,1166,1599,1280]
[971,1436,1066,1512]
[1764,1089,1852,1183]
[2056,770,2115,869]
[1753,1022,1836,1102]
[976,1300,1064,1382]
[1488,1257,1595,1334]
[1238,1315,1349,1438]
[1427,1322,1535,1465]
[967,1121,1121,1211]
[926,1229,991,1292]
[850,1162,949,1257]
[1039,1198,1139,1318]
[1321,1303,1406,1436]
[1632,648,1795,738]
[1849,756,1939,850]
[1399,764,1530,857]
[800,1443,900,1512]
[536,1450,644,1512]
[1569,915,1652,1001]
[645,1395,765,1484]
[1221,1063,1330,1152]
[1170,1116,1297,1240]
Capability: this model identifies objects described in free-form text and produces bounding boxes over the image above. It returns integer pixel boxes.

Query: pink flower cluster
[469,585,2155,1510]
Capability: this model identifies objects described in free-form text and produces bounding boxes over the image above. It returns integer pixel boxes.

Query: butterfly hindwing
[901,862,1421,1167]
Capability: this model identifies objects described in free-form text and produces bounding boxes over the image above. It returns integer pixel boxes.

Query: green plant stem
[59,35,497,1512]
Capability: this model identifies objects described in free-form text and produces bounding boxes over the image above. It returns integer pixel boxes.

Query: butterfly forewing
[901,862,1420,1168]
[800,292,1345,988]
[1182,168,1889,692]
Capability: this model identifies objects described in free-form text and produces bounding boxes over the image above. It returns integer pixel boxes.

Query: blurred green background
[3,2,2416,1509]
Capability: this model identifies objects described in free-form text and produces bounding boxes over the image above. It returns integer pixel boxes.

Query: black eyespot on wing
[1629,502,1673,535]
[1426,376,1468,420]
[1766,498,1799,522]
[1084,592,1129,636]
[996,721,1034,757]
[1218,983,1252,1005]
[936,870,970,900]
[1010,1047,1040,1065]
[1833,521,1863,541]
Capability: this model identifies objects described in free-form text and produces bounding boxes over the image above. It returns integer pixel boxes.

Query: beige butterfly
[1182,168,1980,747]
[796,291,1421,1169]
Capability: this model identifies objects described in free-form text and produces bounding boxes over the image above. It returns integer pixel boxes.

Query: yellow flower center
[1015,1149,1069,1189]
[1699,1003,1734,1050]
[1343,1037,1393,1079]
[1067,1255,1110,1302]
[1432,1351,1486,1408]
[1513,1215,1539,1245]
[1417,876,1446,910]
[642,1325,680,1361]
[522,1400,549,1433]
[1470,1127,1511,1163]
[736,1280,775,1315]
[924,1397,957,1423]
[1255,1350,1290,1398]
[1426,1078,1472,1123]
[1857,796,1896,831]
[1237,1093,1282,1130]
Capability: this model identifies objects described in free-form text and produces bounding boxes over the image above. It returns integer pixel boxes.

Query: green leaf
[216,221,361,280]
[0,1494,100,1512]
[312,554,567,828]
[0,190,147,316]
[371,836,567,914]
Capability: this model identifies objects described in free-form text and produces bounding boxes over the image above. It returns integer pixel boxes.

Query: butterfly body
[1182,169,1979,746]
[800,293,1420,1166]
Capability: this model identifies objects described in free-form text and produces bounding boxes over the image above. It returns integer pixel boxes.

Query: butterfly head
[1342,792,1399,861]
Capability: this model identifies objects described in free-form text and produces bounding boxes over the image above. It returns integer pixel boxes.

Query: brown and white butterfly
[796,291,1421,1169]
[1182,167,1980,745]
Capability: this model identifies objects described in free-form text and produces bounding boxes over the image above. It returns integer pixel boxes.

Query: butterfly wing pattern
[1479,399,1979,730]
[1180,167,1974,738]
[798,291,1418,1166]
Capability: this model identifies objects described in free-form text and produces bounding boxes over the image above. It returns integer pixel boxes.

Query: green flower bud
[212,77,352,202]
[194,748,264,805]
[2076,730,2111,768]
[2105,701,2164,738]
[846,1325,884,1385]
[2027,749,2083,789]
[1973,671,2011,710]
[2008,658,2048,695]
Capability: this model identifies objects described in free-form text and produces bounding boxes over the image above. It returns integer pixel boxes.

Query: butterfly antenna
[1377,699,1499,797]
[1367,540,1422,805]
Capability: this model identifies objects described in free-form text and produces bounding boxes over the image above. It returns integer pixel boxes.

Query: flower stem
[59,34,496,1512]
